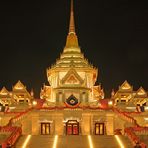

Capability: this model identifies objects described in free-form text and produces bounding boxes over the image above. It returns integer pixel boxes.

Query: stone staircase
[120,136,134,148]
[92,135,132,148]
[15,135,132,148]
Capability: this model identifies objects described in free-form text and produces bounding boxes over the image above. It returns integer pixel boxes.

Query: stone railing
[0,126,22,148]
[133,126,148,135]
[7,107,33,126]
[113,107,147,147]
[124,127,147,148]
[112,107,138,126]
[0,107,33,147]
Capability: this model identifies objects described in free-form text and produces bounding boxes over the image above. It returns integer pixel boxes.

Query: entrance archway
[66,120,79,135]
[95,123,104,135]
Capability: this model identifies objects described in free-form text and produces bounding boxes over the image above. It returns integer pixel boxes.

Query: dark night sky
[0,0,147,97]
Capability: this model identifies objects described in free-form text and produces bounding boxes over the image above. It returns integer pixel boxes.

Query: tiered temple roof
[48,0,97,70]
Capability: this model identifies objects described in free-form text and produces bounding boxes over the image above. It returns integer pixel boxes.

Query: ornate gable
[136,87,147,97]
[0,87,9,96]
[13,80,26,91]
[119,80,132,91]
[61,69,84,85]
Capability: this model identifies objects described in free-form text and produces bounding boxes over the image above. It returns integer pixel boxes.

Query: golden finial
[65,0,79,50]
[69,0,75,34]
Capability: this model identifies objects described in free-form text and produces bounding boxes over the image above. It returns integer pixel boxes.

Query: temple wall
[19,110,119,136]
[81,113,91,135]
[32,113,39,135]
[106,113,114,135]
[54,113,64,135]
[21,114,32,135]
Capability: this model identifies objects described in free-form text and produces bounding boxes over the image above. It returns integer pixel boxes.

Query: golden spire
[69,0,75,34]
[65,0,79,49]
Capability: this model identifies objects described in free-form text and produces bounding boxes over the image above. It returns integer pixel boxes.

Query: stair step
[15,135,133,148]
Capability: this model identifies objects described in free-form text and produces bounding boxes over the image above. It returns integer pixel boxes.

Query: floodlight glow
[108,101,113,105]
[22,135,31,148]
[53,135,58,148]
[32,100,37,106]
[88,135,93,148]
[144,118,148,121]
[115,135,124,148]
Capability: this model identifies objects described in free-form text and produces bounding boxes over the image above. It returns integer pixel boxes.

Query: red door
[66,120,79,135]
[73,124,79,135]
[67,124,72,135]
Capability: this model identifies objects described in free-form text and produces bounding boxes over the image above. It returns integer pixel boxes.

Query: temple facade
[0,1,148,147]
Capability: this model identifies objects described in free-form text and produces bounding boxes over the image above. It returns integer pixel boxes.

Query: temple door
[66,120,79,135]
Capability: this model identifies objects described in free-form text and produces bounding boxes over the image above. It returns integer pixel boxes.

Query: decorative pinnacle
[65,0,79,49]
[69,0,75,34]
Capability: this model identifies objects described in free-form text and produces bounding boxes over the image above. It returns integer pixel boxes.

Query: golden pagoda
[40,0,103,106]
